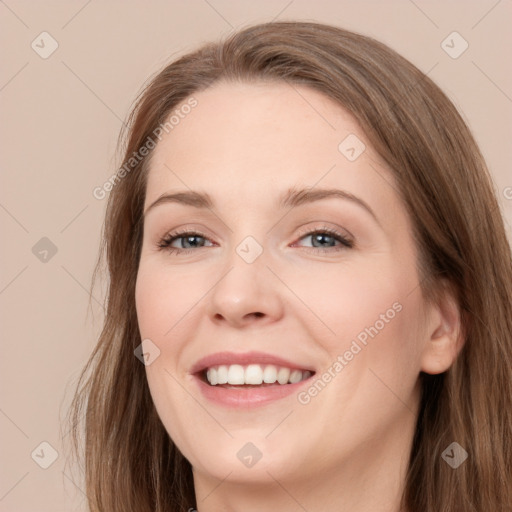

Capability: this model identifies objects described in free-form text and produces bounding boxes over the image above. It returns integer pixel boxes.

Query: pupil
[313,234,334,247]
[179,234,336,249]
[184,236,201,248]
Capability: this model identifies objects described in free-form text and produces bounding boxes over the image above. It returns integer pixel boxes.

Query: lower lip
[193,374,314,407]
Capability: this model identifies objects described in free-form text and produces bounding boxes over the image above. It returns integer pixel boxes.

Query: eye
[292,226,354,253]
[157,229,214,254]
[156,226,354,255]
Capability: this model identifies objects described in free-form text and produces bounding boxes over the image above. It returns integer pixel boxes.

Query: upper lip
[189,351,316,375]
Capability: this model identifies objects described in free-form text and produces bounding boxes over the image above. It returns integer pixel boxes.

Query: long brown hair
[67,21,512,511]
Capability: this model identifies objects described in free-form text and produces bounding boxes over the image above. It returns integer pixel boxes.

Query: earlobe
[420,284,464,375]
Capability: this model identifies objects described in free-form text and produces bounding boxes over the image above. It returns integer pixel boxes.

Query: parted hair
[67,21,512,512]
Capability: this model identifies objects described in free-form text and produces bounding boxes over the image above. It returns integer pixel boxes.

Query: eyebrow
[143,187,379,224]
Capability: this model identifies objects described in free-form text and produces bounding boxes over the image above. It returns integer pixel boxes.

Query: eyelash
[156,226,354,255]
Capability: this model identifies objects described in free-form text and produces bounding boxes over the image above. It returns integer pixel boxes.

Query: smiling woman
[68,21,512,512]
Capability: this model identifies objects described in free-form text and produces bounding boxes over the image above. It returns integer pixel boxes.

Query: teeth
[227,364,245,385]
[277,367,290,384]
[245,364,263,385]
[204,364,313,386]
[217,365,228,384]
[289,369,303,384]
[206,367,218,385]
[263,365,277,383]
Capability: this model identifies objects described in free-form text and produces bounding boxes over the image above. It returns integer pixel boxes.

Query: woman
[68,21,512,512]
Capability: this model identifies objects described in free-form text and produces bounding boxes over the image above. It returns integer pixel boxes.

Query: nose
[206,248,285,328]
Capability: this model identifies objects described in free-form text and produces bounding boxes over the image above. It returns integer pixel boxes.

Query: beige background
[1,1,511,510]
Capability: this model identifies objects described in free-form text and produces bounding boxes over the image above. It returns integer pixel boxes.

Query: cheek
[135,261,206,345]
[292,257,410,343]
[135,263,213,459]
[293,259,425,446]
[297,254,424,384]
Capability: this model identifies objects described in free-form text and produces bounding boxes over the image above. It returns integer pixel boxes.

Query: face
[135,81,430,490]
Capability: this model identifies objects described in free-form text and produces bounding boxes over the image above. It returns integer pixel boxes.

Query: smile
[204,364,312,386]
[190,351,317,407]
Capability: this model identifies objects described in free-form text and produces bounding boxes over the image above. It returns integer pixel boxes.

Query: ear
[420,282,464,375]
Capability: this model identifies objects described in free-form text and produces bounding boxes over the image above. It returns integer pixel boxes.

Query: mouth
[189,351,316,408]
[198,364,314,387]
[190,352,317,407]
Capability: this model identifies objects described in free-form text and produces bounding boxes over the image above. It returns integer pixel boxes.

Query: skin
[135,81,462,512]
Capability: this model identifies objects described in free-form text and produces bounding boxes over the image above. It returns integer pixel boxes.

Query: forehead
[145,81,397,217]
